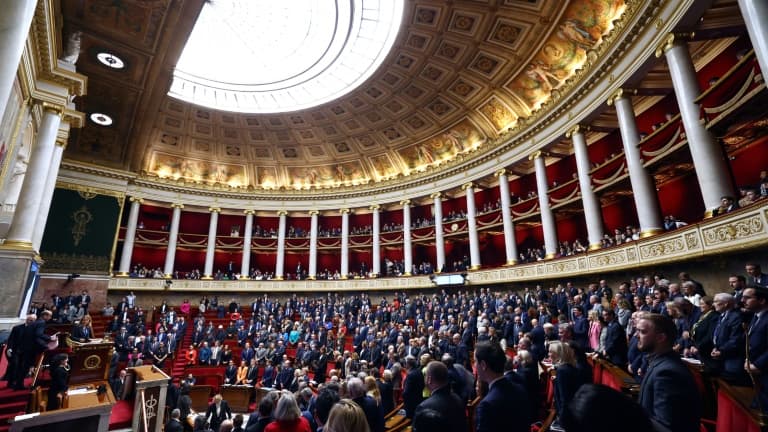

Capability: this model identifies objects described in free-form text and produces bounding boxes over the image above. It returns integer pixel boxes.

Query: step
[0,401,26,414]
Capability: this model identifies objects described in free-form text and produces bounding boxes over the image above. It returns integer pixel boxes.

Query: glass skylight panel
[169,0,404,113]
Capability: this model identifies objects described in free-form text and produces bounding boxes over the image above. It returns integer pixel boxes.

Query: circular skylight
[96,52,125,69]
[90,112,113,126]
[169,0,404,113]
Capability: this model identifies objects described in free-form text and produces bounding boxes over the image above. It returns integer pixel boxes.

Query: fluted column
[567,125,605,249]
[275,210,287,280]
[608,89,663,235]
[240,210,254,279]
[657,34,735,215]
[340,208,350,279]
[495,169,519,265]
[308,210,319,279]
[463,183,481,270]
[0,0,37,123]
[371,205,381,276]
[202,207,220,279]
[31,135,67,251]
[3,104,62,250]
[531,151,558,258]
[401,200,413,276]
[431,192,446,273]
[737,0,768,80]
[117,197,142,276]
[163,203,183,278]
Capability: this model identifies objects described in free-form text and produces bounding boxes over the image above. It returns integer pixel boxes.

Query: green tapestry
[39,187,124,274]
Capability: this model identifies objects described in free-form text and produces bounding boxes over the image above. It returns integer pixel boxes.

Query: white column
[240,210,254,279]
[202,207,220,279]
[340,208,350,278]
[738,0,768,80]
[117,197,142,276]
[31,136,67,251]
[371,205,381,276]
[401,200,413,276]
[495,169,519,265]
[275,210,287,280]
[463,183,481,270]
[609,89,663,235]
[568,125,605,249]
[531,151,558,258]
[163,204,183,277]
[431,192,446,273]
[308,210,319,279]
[0,0,37,123]
[658,35,736,215]
[4,105,62,250]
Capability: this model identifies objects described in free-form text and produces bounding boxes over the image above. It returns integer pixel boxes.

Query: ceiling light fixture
[90,112,113,126]
[96,52,125,69]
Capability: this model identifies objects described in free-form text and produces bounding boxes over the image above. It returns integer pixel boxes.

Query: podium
[127,365,170,432]
[66,339,113,385]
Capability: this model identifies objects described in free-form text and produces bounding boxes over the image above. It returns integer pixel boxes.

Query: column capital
[208,207,221,213]
[494,169,507,178]
[528,150,543,161]
[399,199,411,207]
[55,137,68,148]
[243,209,255,215]
[40,101,64,117]
[461,182,474,191]
[340,208,350,214]
[430,192,442,200]
[308,210,319,216]
[655,32,694,58]
[129,196,144,204]
[606,88,636,106]
[277,210,288,216]
[565,124,590,138]
[369,204,380,211]
[171,203,185,209]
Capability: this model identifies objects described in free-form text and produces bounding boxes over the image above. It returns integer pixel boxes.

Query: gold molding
[40,101,64,117]
[588,243,602,251]
[655,32,694,58]
[1,240,35,251]
[430,192,442,200]
[208,207,221,213]
[544,253,557,260]
[470,265,481,271]
[308,210,319,216]
[129,196,144,204]
[340,208,350,214]
[277,210,288,216]
[399,199,411,207]
[369,204,380,211]
[494,169,507,178]
[606,88,637,106]
[639,228,664,238]
[505,260,518,266]
[565,124,589,138]
[461,182,474,191]
[528,150,542,161]
[172,203,185,209]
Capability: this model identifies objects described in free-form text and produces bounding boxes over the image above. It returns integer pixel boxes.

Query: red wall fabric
[179,211,211,235]
[657,173,704,223]
[730,136,768,188]
[697,35,752,91]
[138,204,171,230]
[601,198,639,232]
[588,130,623,165]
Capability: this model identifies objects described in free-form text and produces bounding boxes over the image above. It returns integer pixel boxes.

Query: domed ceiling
[62,0,627,193]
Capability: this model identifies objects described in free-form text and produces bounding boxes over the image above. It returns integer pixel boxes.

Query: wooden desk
[189,385,214,413]
[220,385,252,412]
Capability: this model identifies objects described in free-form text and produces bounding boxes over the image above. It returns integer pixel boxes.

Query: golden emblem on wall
[71,205,93,246]
[84,354,101,370]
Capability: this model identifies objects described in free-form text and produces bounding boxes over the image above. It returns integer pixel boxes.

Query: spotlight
[66,273,81,283]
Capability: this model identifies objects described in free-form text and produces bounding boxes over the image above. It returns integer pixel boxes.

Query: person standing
[636,314,701,432]
[165,409,184,432]
[474,342,529,432]
[743,285,768,411]
[206,394,232,432]
[413,361,466,432]
[6,315,34,390]
[48,354,70,410]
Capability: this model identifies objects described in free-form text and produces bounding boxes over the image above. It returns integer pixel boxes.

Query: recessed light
[96,52,125,69]
[90,113,113,126]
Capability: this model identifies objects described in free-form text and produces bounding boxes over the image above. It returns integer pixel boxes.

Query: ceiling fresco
[62,0,628,192]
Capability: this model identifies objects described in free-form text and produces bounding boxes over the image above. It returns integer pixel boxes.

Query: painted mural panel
[150,151,248,186]
[397,118,486,170]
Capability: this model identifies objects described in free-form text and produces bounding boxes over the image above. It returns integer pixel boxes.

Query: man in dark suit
[712,195,739,216]
[744,285,768,410]
[414,361,466,432]
[276,360,294,390]
[348,377,385,432]
[711,293,747,384]
[110,369,128,400]
[602,309,628,367]
[22,310,55,374]
[637,313,701,432]
[224,360,238,385]
[313,346,328,384]
[402,356,424,419]
[6,315,33,390]
[474,341,529,432]
[164,409,184,432]
[205,394,232,432]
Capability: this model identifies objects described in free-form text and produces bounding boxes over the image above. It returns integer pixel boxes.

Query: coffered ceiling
[62,0,632,192]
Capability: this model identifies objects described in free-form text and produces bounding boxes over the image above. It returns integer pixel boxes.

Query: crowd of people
[83,260,766,432]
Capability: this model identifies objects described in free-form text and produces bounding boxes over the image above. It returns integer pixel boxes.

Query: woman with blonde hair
[71,314,94,342]
[324,399,371,432]
[587,310,602,352]
[265,390,311,432]
[548,341,582,421]
[364,376,381,406]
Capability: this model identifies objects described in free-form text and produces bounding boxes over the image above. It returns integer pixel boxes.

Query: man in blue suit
[743,285,768,410]
[711,293,747,384]
[602,309,628,367]
[474,341,530,432]
[637,313,701,432]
